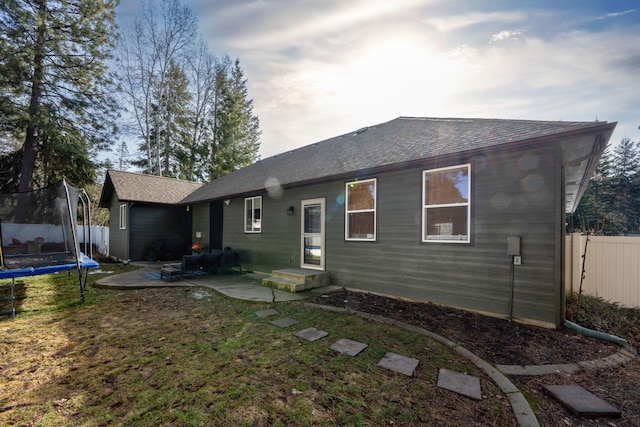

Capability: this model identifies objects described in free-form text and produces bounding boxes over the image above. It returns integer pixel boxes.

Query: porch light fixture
[287,205,295,216]
[224,199,231,206]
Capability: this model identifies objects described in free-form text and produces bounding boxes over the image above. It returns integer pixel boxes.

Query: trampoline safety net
[0,180,97,318]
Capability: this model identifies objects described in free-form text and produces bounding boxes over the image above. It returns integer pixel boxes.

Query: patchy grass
[0,266,516,426]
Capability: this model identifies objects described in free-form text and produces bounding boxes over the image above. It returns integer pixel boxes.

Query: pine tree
[571,138,640,235]
[610,138,640,234]
[115,0,197,176]
[115,2,261,181]
[116,141,130,171]
[0,0,118,193]
[207,57,261,180]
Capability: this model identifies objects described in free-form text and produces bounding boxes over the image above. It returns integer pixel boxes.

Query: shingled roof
[99,170,203,207]
[181,116,616,212]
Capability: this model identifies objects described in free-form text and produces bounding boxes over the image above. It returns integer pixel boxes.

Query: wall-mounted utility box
[507,236,521,256]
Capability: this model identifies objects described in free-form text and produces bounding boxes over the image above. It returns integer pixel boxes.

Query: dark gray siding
[223,142,563,326]
[129,204,191,260]
[192,203,210,250]
[222,187,316,273]
[109,196,129,260]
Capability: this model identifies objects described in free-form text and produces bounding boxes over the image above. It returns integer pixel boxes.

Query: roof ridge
[107,169,203,186]
[397,116,601,124]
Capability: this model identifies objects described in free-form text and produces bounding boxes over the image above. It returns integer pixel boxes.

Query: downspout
[563,320,634,352]
[563,233,635,352]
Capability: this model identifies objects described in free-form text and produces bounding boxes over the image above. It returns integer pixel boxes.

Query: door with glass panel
[301,198,325,270]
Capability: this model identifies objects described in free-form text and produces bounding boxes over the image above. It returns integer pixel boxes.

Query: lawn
[0,265,516,426]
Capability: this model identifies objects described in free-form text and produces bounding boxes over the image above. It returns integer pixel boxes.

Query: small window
[422,164,470,243]
[119,204,127,230]
[245,196,262,233]
[345,178,376,241]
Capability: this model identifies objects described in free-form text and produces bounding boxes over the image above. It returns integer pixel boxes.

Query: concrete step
[262,268,330,293]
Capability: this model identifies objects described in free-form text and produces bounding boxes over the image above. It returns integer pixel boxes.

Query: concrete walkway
[94,262,636,427]
[94,262,342,302]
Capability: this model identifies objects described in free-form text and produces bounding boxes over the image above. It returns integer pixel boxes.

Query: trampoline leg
[1,278,15,319]
[78,270,86,303]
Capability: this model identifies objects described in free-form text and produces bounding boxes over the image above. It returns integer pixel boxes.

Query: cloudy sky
[119,0,640,159]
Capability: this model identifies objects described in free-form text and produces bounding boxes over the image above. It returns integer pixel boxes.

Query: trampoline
[1,180,98,318]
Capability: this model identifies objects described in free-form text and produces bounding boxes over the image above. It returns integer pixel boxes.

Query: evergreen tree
[0,0,119,193]
[610,138,640,233]
[116,141,130,171]
[177,39,216,181]
[570,137,640,235]
[116,2,261,181]
[207,57,261,180]
[160,61,192,177]
[115,0,197,176]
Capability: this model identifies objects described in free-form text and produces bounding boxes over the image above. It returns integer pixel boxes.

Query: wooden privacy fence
[565,233,640,308]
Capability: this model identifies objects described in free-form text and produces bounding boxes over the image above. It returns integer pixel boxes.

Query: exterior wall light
[287,205,295,216]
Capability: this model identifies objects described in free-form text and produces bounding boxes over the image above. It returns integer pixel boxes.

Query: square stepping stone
[270,317,300,328]
[295,327,329,342]
[437,368,482,400]
[330,338,368,357]
[377,352,420,376]
[543,385,621,418]
[255,308,279,319]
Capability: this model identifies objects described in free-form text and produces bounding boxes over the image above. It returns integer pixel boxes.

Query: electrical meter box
[507,236,521,256]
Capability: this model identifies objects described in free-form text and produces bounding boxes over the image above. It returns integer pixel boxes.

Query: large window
[345,178,376,241]
[244,196,262,233]
[119,204,127,230]
[422,164,470,243]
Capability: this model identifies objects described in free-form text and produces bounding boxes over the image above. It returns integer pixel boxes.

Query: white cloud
[598,9,636,19]
[423,11,524,32]
[489,29,524,43]
[182,0,640,158]
[199,0,431,50]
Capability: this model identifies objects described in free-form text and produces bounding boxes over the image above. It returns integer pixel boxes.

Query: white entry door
[301,198,325,270]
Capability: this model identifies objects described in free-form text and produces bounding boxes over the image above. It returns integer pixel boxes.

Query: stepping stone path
[377,352,420,377]
[270,317,300,328]
[255,308,279,318]
[330,338,368,357]
[543,384,621,418]
[437,368,482,400]
[295,327,329,342]
[257,310,496,407]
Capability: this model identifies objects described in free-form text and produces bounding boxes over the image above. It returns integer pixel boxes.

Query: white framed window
[345,178,376,241]
[244,196,262,233]
[422,164,470,243]
[119,204,127,230]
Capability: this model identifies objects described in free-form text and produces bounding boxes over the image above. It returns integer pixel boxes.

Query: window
[422,164,470,243]
[345,178,376,240]
[244,196,262,233]
[119,204,127,230]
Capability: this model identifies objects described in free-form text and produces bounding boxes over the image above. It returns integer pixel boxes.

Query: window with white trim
[244,196,262,233]
[119,204,127,230]
[345,178,376,241]
[422,164,470,243]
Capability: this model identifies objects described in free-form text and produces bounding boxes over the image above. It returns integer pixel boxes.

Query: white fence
[565,233,640,308]
[1,224,109,256]
[79,225,109,256]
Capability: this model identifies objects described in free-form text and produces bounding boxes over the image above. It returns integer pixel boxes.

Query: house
[101,117,616,327]
[99,170,202,261]
[179,117,616,328]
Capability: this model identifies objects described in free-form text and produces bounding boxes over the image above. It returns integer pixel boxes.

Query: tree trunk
[16,0,47,222]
